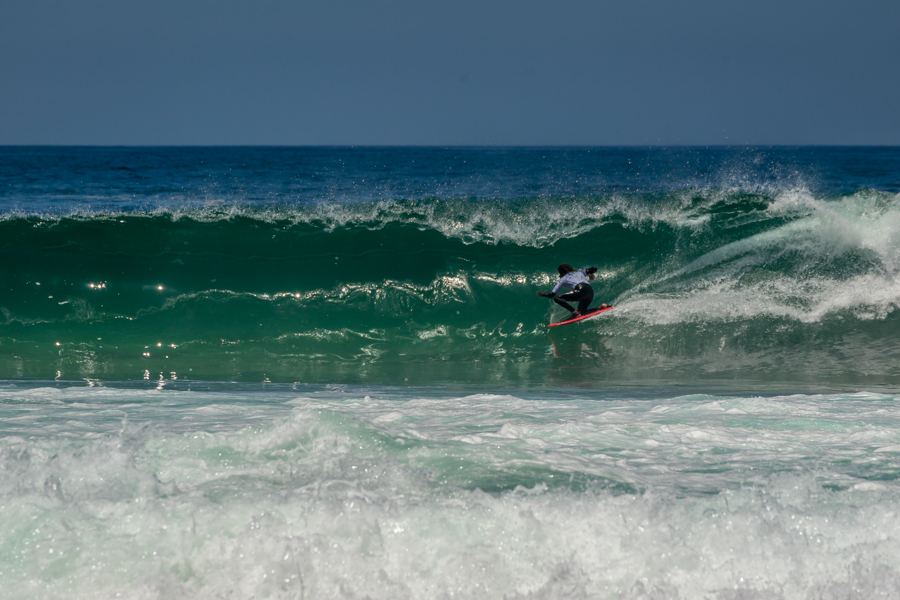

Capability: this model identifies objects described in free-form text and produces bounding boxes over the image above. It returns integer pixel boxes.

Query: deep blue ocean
[2,146,900,599]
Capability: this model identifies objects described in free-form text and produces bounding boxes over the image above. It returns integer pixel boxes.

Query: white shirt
[551,269,590,295]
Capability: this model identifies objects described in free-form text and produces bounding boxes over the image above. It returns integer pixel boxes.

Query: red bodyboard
[547,306,614,327]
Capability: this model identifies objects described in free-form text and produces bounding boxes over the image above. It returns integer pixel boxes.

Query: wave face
[1,147,899,387]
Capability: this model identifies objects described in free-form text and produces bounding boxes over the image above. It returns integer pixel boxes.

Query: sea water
[1,146,900,598]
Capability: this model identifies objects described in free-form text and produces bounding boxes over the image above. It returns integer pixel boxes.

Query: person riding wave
[537,263,608,318]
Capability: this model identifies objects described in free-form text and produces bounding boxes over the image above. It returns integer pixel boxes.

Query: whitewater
[1,146,899,598]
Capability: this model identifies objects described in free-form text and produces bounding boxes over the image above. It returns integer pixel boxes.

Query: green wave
[3,189,900,387]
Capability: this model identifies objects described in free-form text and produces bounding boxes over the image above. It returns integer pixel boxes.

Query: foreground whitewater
[3,384,900,599]
[1,146,899,598]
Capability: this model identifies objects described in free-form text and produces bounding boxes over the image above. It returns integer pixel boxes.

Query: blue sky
[1,0,898,145]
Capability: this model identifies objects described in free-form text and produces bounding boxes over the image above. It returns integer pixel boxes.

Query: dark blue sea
[2,146,900,598]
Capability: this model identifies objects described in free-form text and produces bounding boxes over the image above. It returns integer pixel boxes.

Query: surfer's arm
[549,279,565,295]
[537,290,556,298]
[585,266,597,280]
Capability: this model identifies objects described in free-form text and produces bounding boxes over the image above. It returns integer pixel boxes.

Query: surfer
[537,263,607,317]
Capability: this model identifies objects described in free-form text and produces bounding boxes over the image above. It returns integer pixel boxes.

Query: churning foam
[2,385,900,599]
[618,189,900,326]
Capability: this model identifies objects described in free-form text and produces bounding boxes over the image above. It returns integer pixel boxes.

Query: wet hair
[557,263,575,277]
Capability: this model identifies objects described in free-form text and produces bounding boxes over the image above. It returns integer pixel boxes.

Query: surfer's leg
[577,284,594,313]
[556,284,592,314]
[577,296,592,314]
[559,284,593,315]
[553,296,577,313]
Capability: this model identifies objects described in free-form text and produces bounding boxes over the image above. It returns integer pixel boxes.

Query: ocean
[2,146,899,598]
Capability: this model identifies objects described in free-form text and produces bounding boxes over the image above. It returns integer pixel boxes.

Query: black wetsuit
[553,282,594,314]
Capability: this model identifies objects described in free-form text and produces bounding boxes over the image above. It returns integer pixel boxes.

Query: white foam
[618,189,900,326]
[0,189,786,248]
[2,387,900,599]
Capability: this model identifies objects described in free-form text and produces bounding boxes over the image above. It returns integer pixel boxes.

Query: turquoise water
[1,147,900,598]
